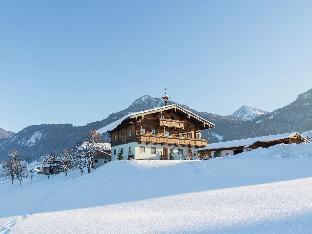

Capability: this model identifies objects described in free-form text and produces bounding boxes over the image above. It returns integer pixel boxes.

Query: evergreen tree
[117,149,124,160]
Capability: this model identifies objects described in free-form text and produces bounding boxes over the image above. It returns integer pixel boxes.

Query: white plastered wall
[111,142,198,160]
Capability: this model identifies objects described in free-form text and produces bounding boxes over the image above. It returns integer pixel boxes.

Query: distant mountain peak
[0,128,15,139]
[130,95,164,108]
[132,95,154,104]
[297,89,312,101]
[231,106,268,121]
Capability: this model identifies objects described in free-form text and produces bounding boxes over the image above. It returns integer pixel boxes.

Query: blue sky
[1,0,312,132]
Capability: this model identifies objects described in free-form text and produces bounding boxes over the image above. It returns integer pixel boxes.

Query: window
[151,147,156,154]
[128,146,132,154]
[164,131,170,137]
[178,149,183,155]
[196,132,201,139]
[151,129,157,135]
[128,129,132,137]
[187,133,192,138]
[94,159,99,163]
[140,146,145,153]
[214,151,221,157]
[140,128,146,135]
[114,149,117,155]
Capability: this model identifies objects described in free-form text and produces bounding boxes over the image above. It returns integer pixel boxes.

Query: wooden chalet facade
[100,104,215,160]
[198,132,309,159]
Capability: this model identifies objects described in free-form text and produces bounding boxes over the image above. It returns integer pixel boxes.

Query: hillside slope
[1,143,312,233]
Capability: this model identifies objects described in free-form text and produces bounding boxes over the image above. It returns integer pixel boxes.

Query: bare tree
[61,149,71,176]
[2,151,29,186]
[87,130,102,143]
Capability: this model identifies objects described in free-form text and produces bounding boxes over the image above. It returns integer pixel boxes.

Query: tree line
[0,130,110,186]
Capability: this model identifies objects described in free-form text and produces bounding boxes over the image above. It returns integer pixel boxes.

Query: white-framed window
[140,128,146,135]
[140,146,145,153]
[151,129,157,135]
[151,147,156,154]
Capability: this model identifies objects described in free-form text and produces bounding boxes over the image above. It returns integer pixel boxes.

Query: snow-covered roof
[97,104,215,134]
[79,142,111,151]
[97,115,130,134]
[200,132,306,151]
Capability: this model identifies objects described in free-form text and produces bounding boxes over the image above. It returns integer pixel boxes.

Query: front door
[162,147,169,160]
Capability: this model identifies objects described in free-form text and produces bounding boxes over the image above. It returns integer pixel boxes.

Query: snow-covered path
[1,143,312,233]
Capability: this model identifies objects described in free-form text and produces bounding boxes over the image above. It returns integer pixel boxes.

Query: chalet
[198,132,309,159]
[98,104,215,160]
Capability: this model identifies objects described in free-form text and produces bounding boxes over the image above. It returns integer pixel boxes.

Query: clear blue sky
[1,0,312,132]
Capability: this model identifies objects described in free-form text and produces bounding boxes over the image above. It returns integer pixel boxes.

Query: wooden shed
[198,132,309,159]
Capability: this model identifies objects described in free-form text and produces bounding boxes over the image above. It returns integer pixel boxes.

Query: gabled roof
[97,104,215,134]
[199,132,309,151]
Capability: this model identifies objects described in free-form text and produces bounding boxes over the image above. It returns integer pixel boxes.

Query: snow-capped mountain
[0,95,167,160]
[0,128,15,139]
[231,106,268,121]
[2,89,312,161]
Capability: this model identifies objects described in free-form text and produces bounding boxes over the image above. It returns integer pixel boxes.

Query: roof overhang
[128,104,215,129]
[98,104,215,134]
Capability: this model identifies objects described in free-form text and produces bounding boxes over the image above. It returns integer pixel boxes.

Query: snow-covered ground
[1,143,312,233]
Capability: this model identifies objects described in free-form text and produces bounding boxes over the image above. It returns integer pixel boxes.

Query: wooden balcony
[159,119,184,129]
[138,134,208,148]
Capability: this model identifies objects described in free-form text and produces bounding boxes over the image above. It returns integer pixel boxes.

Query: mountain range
[1,88,312,161]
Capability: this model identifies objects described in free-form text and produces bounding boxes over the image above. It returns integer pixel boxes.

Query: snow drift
[1,143,312,233]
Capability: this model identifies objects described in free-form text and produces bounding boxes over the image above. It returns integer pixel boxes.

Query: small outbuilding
[79,142,112,168]
[198,132,309,159]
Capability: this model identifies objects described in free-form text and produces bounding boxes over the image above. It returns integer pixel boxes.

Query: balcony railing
[138,134,208,148]
[159,119,184,129]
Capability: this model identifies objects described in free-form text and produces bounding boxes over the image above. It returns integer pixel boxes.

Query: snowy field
[1,143,312,233]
